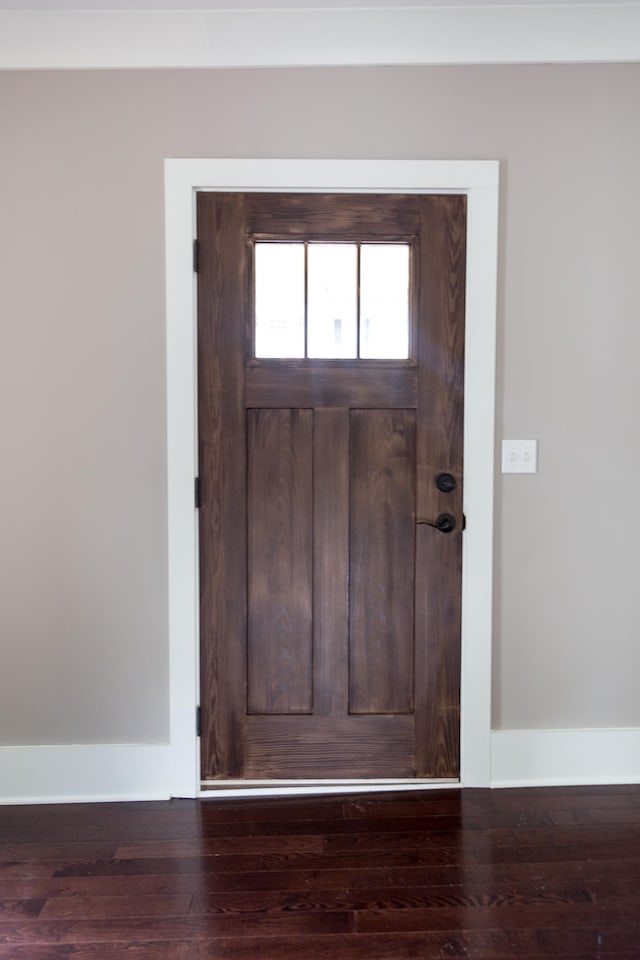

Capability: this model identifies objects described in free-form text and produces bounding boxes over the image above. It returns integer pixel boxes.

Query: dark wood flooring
[1,785,639,958]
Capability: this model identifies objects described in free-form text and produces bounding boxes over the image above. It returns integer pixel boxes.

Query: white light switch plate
[501,439,538,474]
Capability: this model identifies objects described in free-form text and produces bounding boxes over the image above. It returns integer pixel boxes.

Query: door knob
[434,513,456,533]
[417,513,457,533]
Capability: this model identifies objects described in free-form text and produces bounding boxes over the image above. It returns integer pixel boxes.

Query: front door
[197,192,466,782]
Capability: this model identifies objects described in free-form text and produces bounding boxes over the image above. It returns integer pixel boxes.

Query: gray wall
[1,64,639,746]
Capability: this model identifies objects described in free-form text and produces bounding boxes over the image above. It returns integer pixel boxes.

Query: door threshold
[199,778,459,799]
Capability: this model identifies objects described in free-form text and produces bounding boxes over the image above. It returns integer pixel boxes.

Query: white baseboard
[2,731,638,804]
[0,744,171,805]
[491,728,640,788]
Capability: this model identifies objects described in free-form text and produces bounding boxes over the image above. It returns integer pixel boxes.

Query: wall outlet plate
[501,439,538,474]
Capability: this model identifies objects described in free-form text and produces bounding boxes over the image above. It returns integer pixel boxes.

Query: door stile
[197,192,249,779]
[414,195,467,778]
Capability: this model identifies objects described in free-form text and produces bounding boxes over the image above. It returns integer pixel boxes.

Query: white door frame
[165,159,499,798]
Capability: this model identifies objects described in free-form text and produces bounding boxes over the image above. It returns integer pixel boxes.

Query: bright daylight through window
[255,241,410,360]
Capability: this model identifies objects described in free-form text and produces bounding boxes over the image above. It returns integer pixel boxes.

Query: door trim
[165,159,499,798]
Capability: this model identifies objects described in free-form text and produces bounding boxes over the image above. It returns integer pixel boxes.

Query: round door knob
[436,473,457,493]
[435,513,456,533]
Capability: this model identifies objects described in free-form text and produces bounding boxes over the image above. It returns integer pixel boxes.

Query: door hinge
[196,705,202,738]
[193,239,200,274]
[195,476,201,509]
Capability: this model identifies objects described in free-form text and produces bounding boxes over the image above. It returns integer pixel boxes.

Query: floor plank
[0,945,190,959]
[1,787,639,958]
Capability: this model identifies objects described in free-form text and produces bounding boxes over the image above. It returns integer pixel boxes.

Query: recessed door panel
[349,409,416,716]
[247,408,313,716]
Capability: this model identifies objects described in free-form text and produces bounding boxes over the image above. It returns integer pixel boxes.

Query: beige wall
[1,64,639,745]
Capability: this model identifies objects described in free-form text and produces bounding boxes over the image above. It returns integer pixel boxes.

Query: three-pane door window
[254,241,410,360]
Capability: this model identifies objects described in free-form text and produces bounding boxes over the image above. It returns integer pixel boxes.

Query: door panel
[349,409,416,716]
[197,191,466,781]
[243,715,415,779]
[247,408,313,716]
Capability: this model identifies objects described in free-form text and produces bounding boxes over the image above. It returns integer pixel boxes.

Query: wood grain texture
[2,787,640,959]
[349,409,416,715]
[313,408,350,717]
[197,192,249,779]
[414,194,466,778]
[247,408,313,714]
[245,192,421,242]
[198,191,466,781]
[245,362,417,408]
[244,716,414,778]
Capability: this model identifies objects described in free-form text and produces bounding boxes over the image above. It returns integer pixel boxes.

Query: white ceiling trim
[0,5,639,69]
[2,0,639,8]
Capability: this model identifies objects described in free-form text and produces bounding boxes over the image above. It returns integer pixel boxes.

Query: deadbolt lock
[435,473,457,494]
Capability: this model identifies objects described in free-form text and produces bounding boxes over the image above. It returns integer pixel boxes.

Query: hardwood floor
[1,785,639,958]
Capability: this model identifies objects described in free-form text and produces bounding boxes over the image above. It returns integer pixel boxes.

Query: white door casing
[164,159,499,798]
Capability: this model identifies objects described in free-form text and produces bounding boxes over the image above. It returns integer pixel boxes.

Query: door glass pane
[255,243,305,358]
[360,244,410,359]
[307,244,358,359]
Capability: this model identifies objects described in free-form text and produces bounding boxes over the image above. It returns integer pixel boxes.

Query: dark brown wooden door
[197,192,466,781]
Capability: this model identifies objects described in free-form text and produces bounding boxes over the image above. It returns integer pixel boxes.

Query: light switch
[501,439,537,474]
